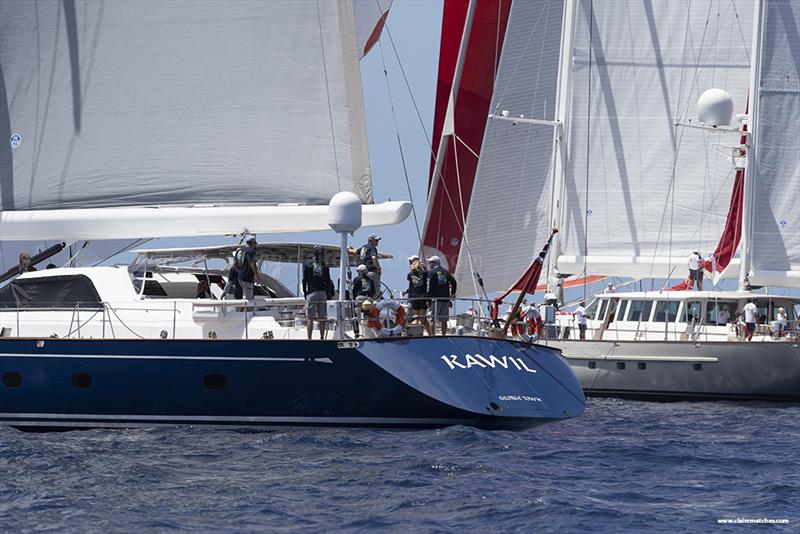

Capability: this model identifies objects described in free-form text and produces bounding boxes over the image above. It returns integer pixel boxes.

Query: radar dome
[697,88,733,126]
[328,191,362,233]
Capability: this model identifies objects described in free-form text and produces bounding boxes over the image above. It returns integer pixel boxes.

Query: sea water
[1,399,797,532]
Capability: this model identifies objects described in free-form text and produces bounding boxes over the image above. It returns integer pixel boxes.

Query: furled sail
[0,0,373,215]
[747,0,800,287]
[454,0,564,295]
[558,0,754,280]
[422,0,511,274]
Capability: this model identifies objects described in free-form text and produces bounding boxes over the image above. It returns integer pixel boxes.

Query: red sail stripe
[423,0,512,272]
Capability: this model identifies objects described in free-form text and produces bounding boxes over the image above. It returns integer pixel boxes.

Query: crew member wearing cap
[349,234,382,298]
[302,245,334,340]
[403,254,431,334]
[237,235,262,302]
[352,264,376,301]
[426,255,457,336]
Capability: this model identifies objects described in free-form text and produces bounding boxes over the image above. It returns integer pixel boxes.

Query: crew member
[575,301,587,340]
[18,252,36,273]
[775,307,788,337]
[742,299,758,341]
[404,255,431,334]
[426,256,456,336]
[717,305,730,325]
[352,264,376,302]
[349,234,382,297]
[302,245,334,340]
[237,235,261,301]
[195,279,213,299]
[688,251,704,291]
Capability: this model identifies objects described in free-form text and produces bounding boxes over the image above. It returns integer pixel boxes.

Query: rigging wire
[378,7,434,153]
[376,39,424,249]
[378,0,488,294]
[646,0,716,286]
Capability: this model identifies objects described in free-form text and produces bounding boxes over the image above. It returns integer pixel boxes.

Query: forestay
[0,0,372,213]
[559,0,753,279]
[748,0,800,287]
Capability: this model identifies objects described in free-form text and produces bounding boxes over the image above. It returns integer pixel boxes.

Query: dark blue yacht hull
[0,336,585,430]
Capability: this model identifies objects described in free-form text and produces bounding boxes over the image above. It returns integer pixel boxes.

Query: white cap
[427,255,441,264]
[357,264,368,272]
[408,254,420,262]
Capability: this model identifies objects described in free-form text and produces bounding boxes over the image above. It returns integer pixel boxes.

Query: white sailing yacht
[0,0,586,429]
[423,0,800,401]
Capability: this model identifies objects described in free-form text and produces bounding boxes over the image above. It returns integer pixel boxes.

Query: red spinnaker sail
[701,130,747,278]
[423,0,511,271]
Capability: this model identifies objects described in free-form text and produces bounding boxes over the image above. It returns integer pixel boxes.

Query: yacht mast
[548,0,577,295]
[739,0,763,289]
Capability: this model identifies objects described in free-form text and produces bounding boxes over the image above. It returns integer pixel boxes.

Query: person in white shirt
[742,300,758,341]
[717,306,731,325]
[687,251,703,290]
[603,283,616,294]
[775,307,788,337]
[544,291,558,308]
[575,301,587,340]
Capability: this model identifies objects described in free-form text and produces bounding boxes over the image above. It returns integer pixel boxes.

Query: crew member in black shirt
[302,245,334,340]
[426,255,457,336]
[404,255,431,335]
[349,234,382,297]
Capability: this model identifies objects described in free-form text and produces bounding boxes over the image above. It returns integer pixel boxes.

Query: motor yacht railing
[2,296,798,342]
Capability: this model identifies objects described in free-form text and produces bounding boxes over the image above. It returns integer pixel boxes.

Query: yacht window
[585,300,599,319]
[615,300,630,321]
[142,280,168,297]
[607,299,621,322]
[595,300,609,321]
[627,300,653,322]
[682,301,702,324]
[653,301,680,322]
[754,301,770,324]
[706,301,736,325]
[0,275,102,309]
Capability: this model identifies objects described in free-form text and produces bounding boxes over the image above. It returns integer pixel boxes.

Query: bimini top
[131,243,393,266]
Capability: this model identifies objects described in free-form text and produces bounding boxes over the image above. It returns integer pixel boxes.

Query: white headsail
[456,0,564,295]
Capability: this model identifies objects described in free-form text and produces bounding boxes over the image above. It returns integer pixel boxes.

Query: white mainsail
[559,0,753,280]
[459,0,756,295]
[0,0,412,241]
[747,0,800,287]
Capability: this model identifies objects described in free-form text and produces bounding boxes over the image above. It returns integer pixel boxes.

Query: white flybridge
[422,0,800,401]
[0,0,586,430]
